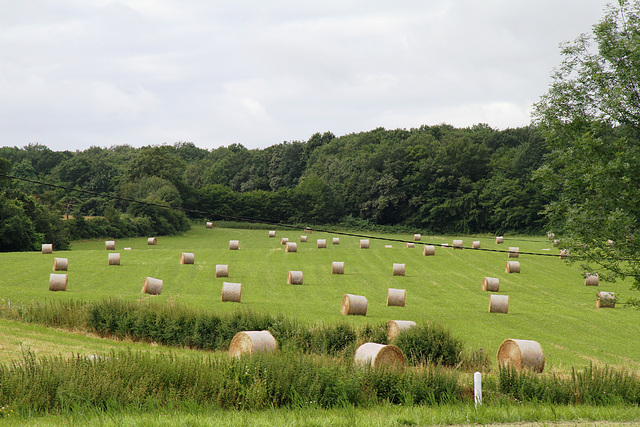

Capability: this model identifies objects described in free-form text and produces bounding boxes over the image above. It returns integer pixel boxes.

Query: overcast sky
[1,0,611,152]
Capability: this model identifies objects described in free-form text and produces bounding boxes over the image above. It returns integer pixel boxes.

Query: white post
[474,371,482,407]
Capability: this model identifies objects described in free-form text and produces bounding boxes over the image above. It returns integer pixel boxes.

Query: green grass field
[1,225,638,371]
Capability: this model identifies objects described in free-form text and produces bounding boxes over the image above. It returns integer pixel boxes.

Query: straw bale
[597,291,616,308]
[108,253,121,266]
[332,261,345,274]
[206,222,214,229]
[387,320,416,341]
[414,234,421,241]
[559,249,569,259]
[105,240,115,250]
[180,252,194,264]
[392,263,406,276]
[505,261,520,273]
[216,264,229,278]
[553,239,559,247]
[441,243,449,247]
[497,339,545,372]
[341,294,367,316]
[360,239,370,249]
[300,235,307,242]
[148,237,157,245]
[229,240,239,250]
[221,282,242,302]
[406,242,415,248]
[49,273,67,291]
[52,258,68,271]
[333,237,340,245]
[385,245,392,248]
[354,343,405,369]
[142,277,162,295]
[387,288,406,307]
[269,230,276,237]
[453,240,463,249]
[285,242,297,253]
[495,236,504,244]
[423,245,435,256]
[287,271,303,285]
[489,294,509,314]
[229,331,277,357]
[280,237,289,245]
[585,273,599,286]
[472,241,481,249]
[42,244,53,254]
[317,239,327,248]
[482,277,499,292]
[305,228,312,234]
[508,247,519,258]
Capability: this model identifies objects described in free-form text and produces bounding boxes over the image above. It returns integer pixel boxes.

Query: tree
[533,0,640,304]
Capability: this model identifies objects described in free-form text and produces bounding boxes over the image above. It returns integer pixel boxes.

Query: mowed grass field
[0,225,638,371]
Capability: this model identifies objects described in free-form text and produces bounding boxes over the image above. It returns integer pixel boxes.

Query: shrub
[391,322,464,367]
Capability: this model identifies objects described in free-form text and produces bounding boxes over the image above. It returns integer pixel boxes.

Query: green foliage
[391,322,464,367]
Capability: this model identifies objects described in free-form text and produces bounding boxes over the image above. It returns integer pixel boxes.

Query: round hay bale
[553,239,559,247]
[414,234,421,241]
[441,243,449,248]
[559,249,569,259]
[360,239,370,249]
[472,241,481,249]
[508,247,519,258]
[229,240,239,250]
[42,244,53,254]
[489,294,509,313]
[269,230,276,237]
[52,258,68,271]
[497,339,545,372]
[495,236,504,244]
[206,221,214,229]
[406,242,415,248]
[354,343,405,369]
[387,288,406,307]
[285,242,297,252]
[148,237,157,245]
[180,252,194,264]
[221,282,242,302]
[49,273,67,291]
[423,245,435,256]
[142,277,162,295]
[305,227,312,234]
[229,331,277,357]
[332,261,345,274]
[124,247,132,251]
[300,235,307,242]
[287,271,303,285]
[280,237,289,245]
[108,253,121,266]
[387,320,416,341]
[597,291,616,308]
[317,239,327,249]
[216,264,229,278]
[385,245,392,249]
[392,263,406,276]
[341,294,367,316]
[547,232,555,239]
[333,237,340,245]
[585,273,599,286]
[482,277,499,292]
[105,240,115,250]
[505,261,520,273]
[453,239,463,249]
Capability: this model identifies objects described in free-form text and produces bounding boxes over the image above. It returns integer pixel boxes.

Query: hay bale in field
[597,291,616,308]
[317,239,327,248]
[280,237,289,245]
[49,273,67,291]
[553,239,559,247]
[216,264,229,278]
[180,252,194,264]
[354,343,405,369]
[585,273,599,286]
[148,237,157,245]
[482,277,499,292]
[300,235,307,242]
[505,261,520,273]
[287,271,303,285]
[42,244,53,254]
[387,320,416,341]
[441,243,449,248]
[229,240,239,250]
[124,247,131,251]
[52,258,68,271]
[497,339,545,372]
[508,247,519,258]
[387,288,406,307]
[495,236,504,244]
[221,282,242,302]
[406,242,415,248]
[360,239,369,249]
[392,263,406,276]
[414,234,421,241]
[142,277,162,295]
[547,232,555,239]
[305,227,312,234]
[285,242,297,253]
[206,221,214,229]
[229,331,277,357]
[333,237,340,245]
[453,240,463,249]
[385,245,392,248]
[105,240,115,250]
[332,261,345,274]
[108,253,121,266]
[489,294,509,313]
[472,241,481,249]
[423,245,435,256]
[341,294,367,316]
[269,230,276,237]
[559,249,569,259]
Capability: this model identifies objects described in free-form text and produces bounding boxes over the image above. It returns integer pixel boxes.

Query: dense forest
[0,124,550,251]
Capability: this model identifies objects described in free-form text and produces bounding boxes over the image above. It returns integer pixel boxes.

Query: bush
[391,322,464,367]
